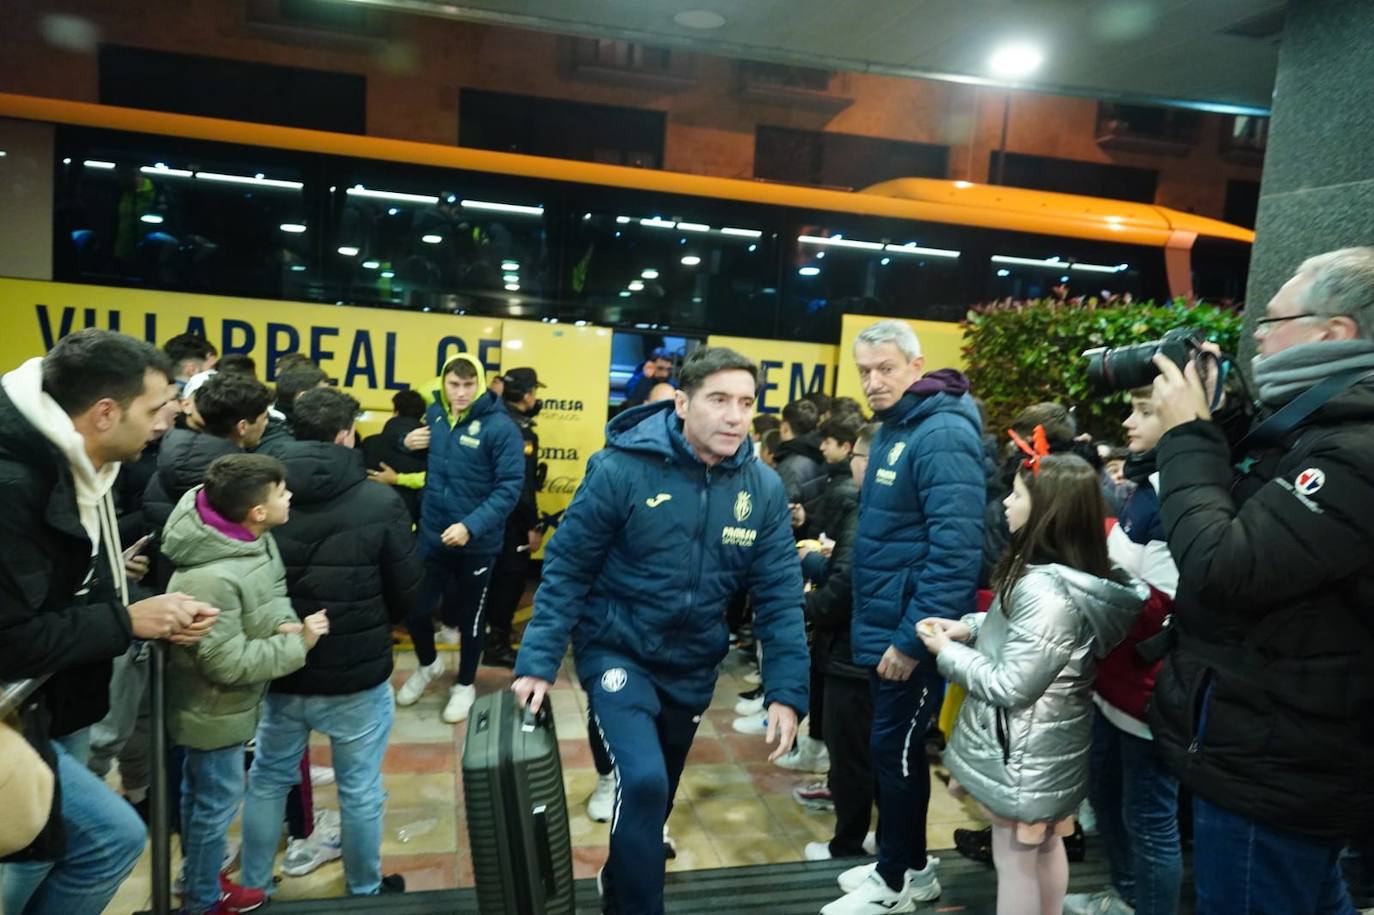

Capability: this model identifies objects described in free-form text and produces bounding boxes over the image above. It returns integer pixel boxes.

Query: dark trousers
[809,644,827,742]
[485,525,531,647]
[589,707,614,777]
[824,673,875,857]
[587,667,703,915]
[870,668,943,888]
[405,549,495,683]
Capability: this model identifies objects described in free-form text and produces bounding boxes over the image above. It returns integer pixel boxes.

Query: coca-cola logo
[545,476,581,495]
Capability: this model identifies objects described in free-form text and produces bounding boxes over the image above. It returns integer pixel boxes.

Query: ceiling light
[381,271,395,278]
[619,291,632,297]
[748,244,757,252]
[290,265,307,272]
[337,246,360,257]
[83,160,116,170]
[885,243,961,259]
[140,214,164,224]
[363,260,381,269]
[347,187,438,205]
[680,255,702,266]
[503,273,520,283]
[988,42,1044,79]
[880,257,891,266]
[421,234,442,244]
[799,234,884,251]
[954,180,974,189]
[992,254,1062,267]
[641,217,676,229]
[616,216,632,224]
[505,283,520,291]
[641,269,659,279]
[462,199,544,216]
[674,9,726,29]
[997,268,1011,277]
[502,260,519,271]
[279,223,307,233]
[196,171,303,190]
[628,280,645,291]
[62,157,72,165]
[721,227,763,238]
[799,266,821,277]
[677,222,710,232]
[141,165,192,178]
[1070,262,1121,274]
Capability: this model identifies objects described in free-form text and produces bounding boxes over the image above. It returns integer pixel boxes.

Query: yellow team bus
[0,91,1252,406]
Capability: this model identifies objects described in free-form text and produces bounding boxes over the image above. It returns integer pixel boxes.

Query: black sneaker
[954,826,992,865]
[737,686,763,701]
[1064,822,1086,863]
[380,874,406,894]
[482,644,518,669]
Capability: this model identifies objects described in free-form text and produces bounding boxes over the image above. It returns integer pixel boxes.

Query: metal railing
[0,674,47,718]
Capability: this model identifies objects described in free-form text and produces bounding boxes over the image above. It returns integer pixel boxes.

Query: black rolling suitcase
[462,690,576,914]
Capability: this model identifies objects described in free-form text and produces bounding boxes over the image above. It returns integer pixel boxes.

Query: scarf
[1252,339,1374,407]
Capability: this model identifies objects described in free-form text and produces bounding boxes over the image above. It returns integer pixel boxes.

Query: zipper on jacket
[1187,670,1216,754]
[995,707,1011,765]
[681,471,710,628]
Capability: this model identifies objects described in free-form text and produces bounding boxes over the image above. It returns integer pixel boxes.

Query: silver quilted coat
[938,563,1147,824]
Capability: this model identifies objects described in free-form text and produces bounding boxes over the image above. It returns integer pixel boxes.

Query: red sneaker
[215,875,266,913]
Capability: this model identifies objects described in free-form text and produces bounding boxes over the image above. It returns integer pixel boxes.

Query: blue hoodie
[514,400,810,714]
[852,369,985,665]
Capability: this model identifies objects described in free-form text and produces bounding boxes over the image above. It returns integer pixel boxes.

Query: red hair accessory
[1008,424,1051,476]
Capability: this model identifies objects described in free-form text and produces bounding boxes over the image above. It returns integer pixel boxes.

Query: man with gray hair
[1148,247,1374,914]
[822,320,985,915]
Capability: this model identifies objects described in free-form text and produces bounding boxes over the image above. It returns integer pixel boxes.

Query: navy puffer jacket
[515,401,810,714]
[418,355,525,558]
[852,370,985,665]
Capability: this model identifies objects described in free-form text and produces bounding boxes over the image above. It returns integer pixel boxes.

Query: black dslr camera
[1084,327,1210,393]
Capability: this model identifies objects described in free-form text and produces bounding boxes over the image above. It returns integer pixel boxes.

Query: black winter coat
[143,428,239,534]
[803,478,865,680]
[360,415,427,524]
[0,386,132,739]
[262,438,424,695]
[773,432,826,504]
[504,402,542,536]
[1148,381,1374,841]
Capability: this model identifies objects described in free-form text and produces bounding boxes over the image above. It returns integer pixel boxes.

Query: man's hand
[765,702,799,762]
[301,610,330,649]
[129,593,207,640]
[441,523,471,547]
[367,462,398,485]
[527,528,544,553]
[877,644,918,681]
[403,426,431,452]
[1151,354,1212,435]
[512,676,554,714]
[167,607,220,646]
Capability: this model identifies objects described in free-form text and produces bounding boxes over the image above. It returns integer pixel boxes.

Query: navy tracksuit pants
[870,667,944,889]
[585,665,704,915]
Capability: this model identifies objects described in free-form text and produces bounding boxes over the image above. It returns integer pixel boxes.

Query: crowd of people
[1,246,1372,915]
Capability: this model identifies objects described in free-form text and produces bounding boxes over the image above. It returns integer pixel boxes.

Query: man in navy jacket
[514,346,809,915]
[823,320,984,915]
[397,353,525,724]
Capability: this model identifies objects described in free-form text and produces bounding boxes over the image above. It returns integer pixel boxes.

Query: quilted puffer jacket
[939,563,1145,823]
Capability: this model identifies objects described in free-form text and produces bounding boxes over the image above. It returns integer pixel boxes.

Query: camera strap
[1235,367,1374,460]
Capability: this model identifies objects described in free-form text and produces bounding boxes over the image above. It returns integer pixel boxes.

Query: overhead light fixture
[196,171,303,190]
[993,254,1062,267]
[641,269,659,279]
[362,260,381,269]
[680,255,702,266]
[673,9,726,29]
[290,265,307,272]
[505,283,520,291]
[346,187,438,205]
[954,180,974,189]
[885,243,961,259]
[462,199,543,216]
[141,165,192,178]
[501,260,519,271]
[799,234,883,251]
[721,227,763,238]
[503,273,520,283]
[62,157,72,165]
[381,271,395,278]
[337,246,360,257]
[140,214,164,224]
[997,268,1011,277]
[1070,262,1122,274]
[747,244,757,252]
[677,222,710,232]
[628,280,645,292]
[880,257,891,266]
[279,223,307,233]
[421,234,442,244]
[619,291,632,298]
[83,160,116,170]
[988,42,1044,79]
[799,266,821,277]
[616,216,632,224]
[641,217,676,229]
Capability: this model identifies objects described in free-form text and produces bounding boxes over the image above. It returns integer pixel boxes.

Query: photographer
[1146,248,1374,915]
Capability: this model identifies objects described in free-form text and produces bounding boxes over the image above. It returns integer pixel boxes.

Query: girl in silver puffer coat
[919,451,1147,915]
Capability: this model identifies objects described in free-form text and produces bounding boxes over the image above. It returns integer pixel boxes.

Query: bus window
[781,215,968,342]
[1190,236,1250,305]
[325,160,556,315]
[568,207,779,337]
[54,129,311,301]
[975,230,1164,305]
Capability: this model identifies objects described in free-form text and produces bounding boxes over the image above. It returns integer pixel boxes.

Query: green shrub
[962,298,1244,442]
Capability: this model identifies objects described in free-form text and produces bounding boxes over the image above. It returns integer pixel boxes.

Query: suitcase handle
[532,804,555,897]
[518,697,551,732]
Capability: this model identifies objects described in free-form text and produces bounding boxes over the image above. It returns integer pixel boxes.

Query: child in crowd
[919,449,1146,915]
[163,453,329,915]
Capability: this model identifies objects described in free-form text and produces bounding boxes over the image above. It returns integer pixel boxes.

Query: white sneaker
[442,682,477,723]
[396,657,445,706]
[838,856,940,898]
[862,832,877,856]
[773,735,830,773]
[438,625,460,647]
[663,823,677,859]
[1064,888,1135,915]
[309,765,335,787]
[821,870,915,914]
[734,694,765,716]
[586,774,615,823]
[731,714,768,735]
[282,831,342,877]
[805,841,834,861]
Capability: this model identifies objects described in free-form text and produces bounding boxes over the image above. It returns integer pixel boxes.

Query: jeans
[869,668,943,889]
[406,549,495,682]
[1086,712,1182,915]
[1193,794,1357,915]
[87,640,152,793]
[587,665,703,915]
[181,744,247,913]
[0,737,147,915]
[240,682,395,895]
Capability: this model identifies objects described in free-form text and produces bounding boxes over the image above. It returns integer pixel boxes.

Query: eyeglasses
[1255,312,1319,328]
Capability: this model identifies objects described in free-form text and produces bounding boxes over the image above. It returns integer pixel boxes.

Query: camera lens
[1084,341,1165,393]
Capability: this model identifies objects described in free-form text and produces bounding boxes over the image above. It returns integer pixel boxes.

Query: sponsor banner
[705,335,838,414]
[834,313,966,406]
[0,278,503,417]
[501,319,612,552]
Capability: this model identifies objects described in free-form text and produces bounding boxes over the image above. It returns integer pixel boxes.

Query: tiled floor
[105,627,984,913]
